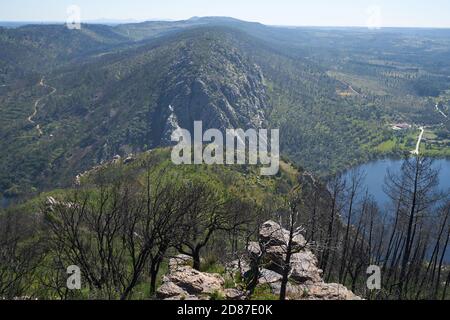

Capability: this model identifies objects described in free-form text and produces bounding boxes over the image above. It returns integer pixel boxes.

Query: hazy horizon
[1,0,450,28]
[2,16,450,30]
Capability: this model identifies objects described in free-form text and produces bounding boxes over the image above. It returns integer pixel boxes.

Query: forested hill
[1,18,450,198]
[0,147,353,299]
[2,148,448,300]
[1,17,450,301]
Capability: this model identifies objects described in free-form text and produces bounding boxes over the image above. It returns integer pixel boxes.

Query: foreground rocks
[157,255,245,300]
[228,221,361,300]
[259,220,306,248]
[157,221,361,300]
[158,266,225,300]
[253,221,361,300]
[267,281,360,300]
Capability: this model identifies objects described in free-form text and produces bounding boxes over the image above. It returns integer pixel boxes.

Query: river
[343,158,450,208]
[343,158,450,261]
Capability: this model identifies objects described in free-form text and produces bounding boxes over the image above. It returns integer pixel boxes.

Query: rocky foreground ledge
[157,221,361,300]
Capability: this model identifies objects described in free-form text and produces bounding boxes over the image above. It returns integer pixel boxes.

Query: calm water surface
[344,158,450,261]
[344,158,449,208]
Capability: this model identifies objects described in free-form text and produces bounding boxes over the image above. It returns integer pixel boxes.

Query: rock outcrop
[157,255,245,300]
[157,222,361,300]
[155,39,269,146]
[260,220,306,248]
[252,221,361,300]
[158,266,225,299]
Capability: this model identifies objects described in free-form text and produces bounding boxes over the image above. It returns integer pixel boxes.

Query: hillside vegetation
[2,19,450,199]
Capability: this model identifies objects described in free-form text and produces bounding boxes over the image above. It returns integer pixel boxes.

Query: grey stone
[259,269,282,285]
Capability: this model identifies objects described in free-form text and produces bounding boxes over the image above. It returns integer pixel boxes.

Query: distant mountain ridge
[0,16,449,198]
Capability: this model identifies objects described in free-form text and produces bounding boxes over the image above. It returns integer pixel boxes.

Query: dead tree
[384,155,440,299]
[176,181,229,271]
[321,174,346,276]
[0,210,43,299]
[278,185,308,301]
[339,169,365,283]
[433,203,450,299]
[44,167,188,300]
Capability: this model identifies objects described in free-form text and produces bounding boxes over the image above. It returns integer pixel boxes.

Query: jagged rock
[305,283,361,300]
[157,220,361,301]
[157,280,189,299]
[268,281,305,298]
[262,247,322,284]
[157,264,248,301]
[264,245,285,274]
[112,155,122,164]
[224,289,246,300]
[157,47,269,146]
[252,220,361,300]
[247,242,262,260]
[259,221,306,248]
[267,281,361,300]
[169,254,193,273]
[46,197,77,210]
[258,221,323,284]
[259,269,283,285]
[160,266,224,296]
[289,251,323,284]
[46,196,58,207]
[123,156,135,164]
[226,259,250,277]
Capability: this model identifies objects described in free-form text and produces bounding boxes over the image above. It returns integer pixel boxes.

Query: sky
[1,0,450,28]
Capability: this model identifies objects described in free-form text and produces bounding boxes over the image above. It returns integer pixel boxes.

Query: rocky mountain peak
[154,34,270,145]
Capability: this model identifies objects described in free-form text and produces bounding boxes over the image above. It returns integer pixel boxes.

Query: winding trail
[435,104,448,119]
[27,78,56,136]
[347,85,360,96]
[338,79,361,96]
[411,126,425,155]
